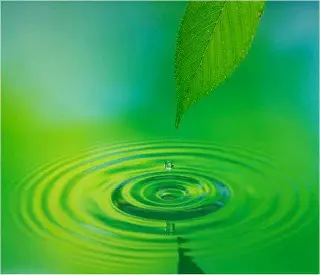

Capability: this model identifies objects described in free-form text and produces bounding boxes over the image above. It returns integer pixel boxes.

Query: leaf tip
[175,114,182,129]
[175,102,185,129]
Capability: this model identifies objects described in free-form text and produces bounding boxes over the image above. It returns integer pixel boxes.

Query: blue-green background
[2,1,319,273]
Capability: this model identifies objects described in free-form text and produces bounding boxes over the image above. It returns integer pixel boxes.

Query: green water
[7,140,318,273]
[2,1,319,274]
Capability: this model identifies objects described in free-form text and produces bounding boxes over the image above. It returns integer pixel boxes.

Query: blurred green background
[1,1,319,273]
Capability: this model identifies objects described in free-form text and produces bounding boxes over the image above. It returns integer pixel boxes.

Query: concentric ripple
[111,172,230,221]
[11,139,317,273]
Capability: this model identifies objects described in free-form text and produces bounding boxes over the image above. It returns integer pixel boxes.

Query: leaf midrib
[183,1,229,100]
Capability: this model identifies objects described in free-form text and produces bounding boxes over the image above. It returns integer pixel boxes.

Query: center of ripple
[110,172,231,221]
[157,188,186,201]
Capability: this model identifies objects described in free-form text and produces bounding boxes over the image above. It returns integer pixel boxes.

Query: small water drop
[164,160,174,170]
[165,221,175,235]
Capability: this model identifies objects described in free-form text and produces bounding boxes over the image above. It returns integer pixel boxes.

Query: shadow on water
[177,237,204,274]
[165,222,204,274]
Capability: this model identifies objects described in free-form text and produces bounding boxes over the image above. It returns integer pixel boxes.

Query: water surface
[10,140,317,273]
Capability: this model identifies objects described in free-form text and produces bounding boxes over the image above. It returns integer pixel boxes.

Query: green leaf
[175,1,265,128]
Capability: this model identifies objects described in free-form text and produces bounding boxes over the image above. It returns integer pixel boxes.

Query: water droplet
[164,160,174,170]
[165,221,175,235]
